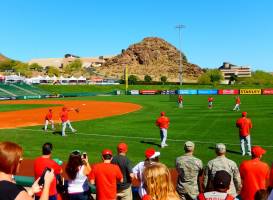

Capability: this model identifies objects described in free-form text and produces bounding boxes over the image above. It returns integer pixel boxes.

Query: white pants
[44,120,54,131]
[62,120,75,136]
[233,104,240,111]
[178,102,183,108]
[240,135,251,155]
[160,128,168,147]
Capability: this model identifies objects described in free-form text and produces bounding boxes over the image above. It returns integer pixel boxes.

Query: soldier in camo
[176,141,204,200]
[204,143,242,198]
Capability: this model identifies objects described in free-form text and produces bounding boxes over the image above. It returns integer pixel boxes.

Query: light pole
[176,24,185,85]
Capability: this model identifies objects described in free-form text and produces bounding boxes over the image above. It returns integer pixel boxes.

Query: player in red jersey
[178,95,183,108]
[233,96,241,111]
[60,107,76,136]
[208,96,214,109]
[44,109,54,131]
[156,112,170,148]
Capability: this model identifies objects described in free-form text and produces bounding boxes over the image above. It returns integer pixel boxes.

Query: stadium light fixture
[175,24,185,86]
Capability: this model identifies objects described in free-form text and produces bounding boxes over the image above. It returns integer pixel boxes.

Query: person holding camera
[34,142,63,200]
[0,141,55,200]
[65,150,91,200]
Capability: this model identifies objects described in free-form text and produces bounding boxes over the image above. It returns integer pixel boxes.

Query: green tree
[128,75,138,85]
[29,63,43,72]
[64,59,82,74]
[160,76,167,85]
[47,66,60,77]
[0,59,17,72]
[197,69,223,85]
[198,73,211,84]
[144,75,152,83]
[13,62,32,77]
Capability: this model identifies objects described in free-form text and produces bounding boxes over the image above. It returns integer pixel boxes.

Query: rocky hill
[0,53,9,62]
[97,37,203,82]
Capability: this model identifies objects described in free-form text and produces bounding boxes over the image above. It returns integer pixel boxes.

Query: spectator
[254,189,269,200]
[34,142,62,200]
[204,143,241,198]
[133,147,160,198]
[89,149,123,200]
[142,162,180,200]
[236,111,253,156]
[111,143,134,200]
[0,141,54,200]
[65,150,91,200]
[239,146,270,200]
[176,141,204,200]
[197,170,235,200]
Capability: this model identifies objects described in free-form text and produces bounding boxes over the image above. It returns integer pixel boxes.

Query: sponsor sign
[0,97,16,100]
[176,90,198,95]
[197,90,218,95]
[240,89,261,95]
[129,90,139,95]
[262,89,273,95]
[23,95,42,99]
[139,90,158,95]
[161,90,176,95]
[218,89,239,95]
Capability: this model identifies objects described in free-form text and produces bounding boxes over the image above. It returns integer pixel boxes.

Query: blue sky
[1,0,273,71]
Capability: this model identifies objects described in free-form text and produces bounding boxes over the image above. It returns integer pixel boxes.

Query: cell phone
[38,167,51,186]
[82,152,87,159]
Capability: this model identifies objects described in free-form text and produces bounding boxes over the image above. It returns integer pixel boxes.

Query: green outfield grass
[0,95,273,168]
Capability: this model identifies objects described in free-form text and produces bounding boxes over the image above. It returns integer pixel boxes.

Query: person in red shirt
[178,95,183,108]
[233,96,241,111]
[239,146,270,200]
[44,108,54,132]
[33,142,62,200]
[156,112,170,148]
[236,111,252,156]
[208,96,214,109]
[89,149,123,200]
[60,107,76,136]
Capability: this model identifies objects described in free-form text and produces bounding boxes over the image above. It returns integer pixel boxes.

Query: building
[28,54,111,69]
[219,62,251,82]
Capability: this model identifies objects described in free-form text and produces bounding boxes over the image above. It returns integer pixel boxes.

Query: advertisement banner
[23,95,42,99]
[262,89,273,95]
[161,90,176,95]
[197,90,218,95]
[240,89,261,95]
[218,89,239,95]
[129,90,139,95]
[139,90,158,95]
[176,90,198,95]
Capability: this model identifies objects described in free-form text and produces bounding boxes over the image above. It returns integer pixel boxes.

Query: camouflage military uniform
[176,154,203,200]
[204,156,241,197]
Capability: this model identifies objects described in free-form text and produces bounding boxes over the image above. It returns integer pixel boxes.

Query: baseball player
[60,107,77,136]
[44,109,54,131]
[208,96,214,109]
[178,95,183,108]
[155,112,170,148]
[233,96,241,111]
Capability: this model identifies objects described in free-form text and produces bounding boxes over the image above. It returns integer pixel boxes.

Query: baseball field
[0,93,272,170]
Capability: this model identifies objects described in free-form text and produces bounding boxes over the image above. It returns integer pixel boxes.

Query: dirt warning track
[0,100,142,129]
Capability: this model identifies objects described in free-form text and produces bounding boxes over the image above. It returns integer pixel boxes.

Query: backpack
[197,193,234,200]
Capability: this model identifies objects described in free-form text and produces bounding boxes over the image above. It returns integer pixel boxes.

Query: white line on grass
[10,127,273,148]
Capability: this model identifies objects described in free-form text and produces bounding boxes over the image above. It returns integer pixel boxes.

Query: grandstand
[0,83,50,97]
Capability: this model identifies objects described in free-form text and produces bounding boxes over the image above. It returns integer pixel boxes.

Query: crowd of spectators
[0,140,273,200]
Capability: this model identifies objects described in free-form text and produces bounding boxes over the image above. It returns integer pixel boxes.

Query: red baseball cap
[251,146,266,157]
[145,148,160,159]
[242,112,247,117]
[102,149,112,156]
[160,112,165,116]
[62,107,67,111]
[117,143,128,153]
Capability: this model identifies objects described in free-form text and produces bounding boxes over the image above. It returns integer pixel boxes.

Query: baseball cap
[62,107,67,111]
[145,148,160,159]
[251,146,266,157]
[117,143,128,153]
[184,141,195,151]
[242,112,247,117]
[160,112,165,116]
[213,170,231,189]
[215,143,226,153]
[102,149,113,156]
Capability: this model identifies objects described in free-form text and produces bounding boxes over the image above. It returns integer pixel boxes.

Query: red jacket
[236,98,241,104]
[236,117,252,136]
[156,116,170,129]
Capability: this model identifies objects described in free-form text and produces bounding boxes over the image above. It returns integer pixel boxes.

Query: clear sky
[1,0,273,71]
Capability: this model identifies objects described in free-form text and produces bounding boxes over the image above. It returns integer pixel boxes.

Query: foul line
[5,127,273,148]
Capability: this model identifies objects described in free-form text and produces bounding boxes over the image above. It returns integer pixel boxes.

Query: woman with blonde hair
[0,141,54,200]
[142,162,180,200]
